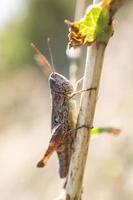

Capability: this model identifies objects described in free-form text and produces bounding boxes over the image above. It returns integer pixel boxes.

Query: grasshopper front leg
[37,123,65,167]
[68,87,97,99]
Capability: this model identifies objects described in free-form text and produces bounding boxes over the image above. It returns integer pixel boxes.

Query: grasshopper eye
[54,116,59,123]
[54,112,63,123]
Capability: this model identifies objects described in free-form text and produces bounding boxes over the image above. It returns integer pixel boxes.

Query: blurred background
[0,0,133,199]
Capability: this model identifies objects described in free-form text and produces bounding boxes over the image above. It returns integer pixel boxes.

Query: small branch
[67,0,87,85]
[74,0,86,20]
[65,0,126,199]
[65,43,107,200]
[109,0,126,18]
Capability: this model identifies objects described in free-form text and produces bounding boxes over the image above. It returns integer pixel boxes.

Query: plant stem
[65,0,126,198]
[65,43,107,200]
[67,0,86,86]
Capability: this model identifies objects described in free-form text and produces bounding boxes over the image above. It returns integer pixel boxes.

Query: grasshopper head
[49,72,73,94]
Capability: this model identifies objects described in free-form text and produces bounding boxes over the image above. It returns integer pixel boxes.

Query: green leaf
[79,5,113,44]
[66,1,114,47]
[91,127,121,136]
[79,7,103,42]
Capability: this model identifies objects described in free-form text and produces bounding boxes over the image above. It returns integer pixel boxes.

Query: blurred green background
[0,0,133,200]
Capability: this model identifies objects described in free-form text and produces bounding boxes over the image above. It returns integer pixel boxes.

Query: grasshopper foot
[37,160,45,168]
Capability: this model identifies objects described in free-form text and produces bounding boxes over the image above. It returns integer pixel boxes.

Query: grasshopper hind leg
[57,145,70,178]
[57,132,73,178]
[37,142,56,167]
[37,124,65,168]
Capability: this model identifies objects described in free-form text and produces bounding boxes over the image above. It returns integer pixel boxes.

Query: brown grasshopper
[32,44,94,178]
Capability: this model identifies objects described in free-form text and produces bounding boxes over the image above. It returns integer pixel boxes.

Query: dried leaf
[66,1,114,48]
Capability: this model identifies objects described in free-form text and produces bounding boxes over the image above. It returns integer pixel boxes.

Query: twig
[66,0,87,85]
[65,43,107,200]
[65,0,125,199]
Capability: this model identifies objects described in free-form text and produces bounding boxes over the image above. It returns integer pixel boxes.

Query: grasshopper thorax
[49,72,74,94]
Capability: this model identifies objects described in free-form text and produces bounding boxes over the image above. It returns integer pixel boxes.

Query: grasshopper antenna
[47,37,55,72]
[31,43,55,74]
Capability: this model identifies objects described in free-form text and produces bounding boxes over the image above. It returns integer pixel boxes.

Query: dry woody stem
[65,43,106,200]
[64,0,126,199]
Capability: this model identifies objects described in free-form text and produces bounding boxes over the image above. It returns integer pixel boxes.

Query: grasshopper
[32,44,94,178]
[32,43,77,178]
